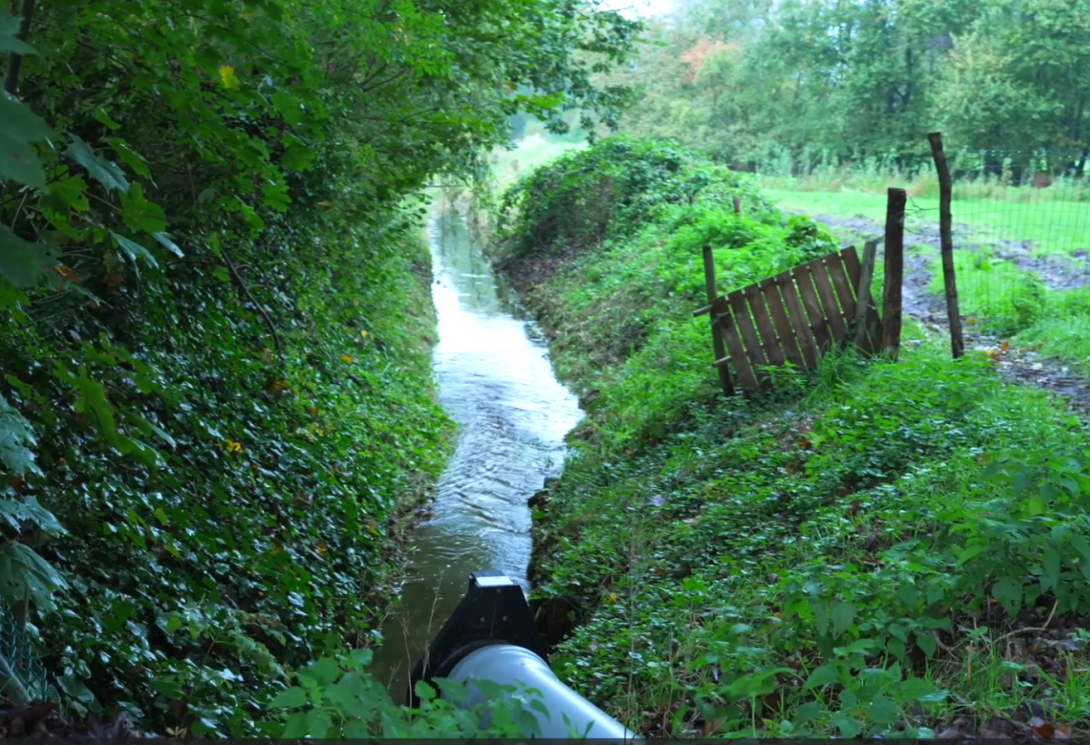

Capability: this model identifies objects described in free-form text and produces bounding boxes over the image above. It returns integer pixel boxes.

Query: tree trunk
[3,0,38,97]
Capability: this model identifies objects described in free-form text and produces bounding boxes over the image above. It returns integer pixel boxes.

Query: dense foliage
[496,137,780,256]
[497,139,1090,737]
[494,139,838,433]
[607,0,1090,171]
[0,0,639,734]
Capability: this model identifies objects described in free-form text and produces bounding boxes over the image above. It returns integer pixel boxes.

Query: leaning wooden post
[928,131,964,359]
[702,245,734,397]
[732,196,742,215]
[853,240,879,351]
[882,188,906,360]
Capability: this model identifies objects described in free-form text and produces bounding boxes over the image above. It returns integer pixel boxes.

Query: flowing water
[371,210,583,700]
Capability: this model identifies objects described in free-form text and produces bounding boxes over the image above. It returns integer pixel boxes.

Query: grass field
[762,187,1090,259]
[488,119,588,193]
[762,182,1090,371]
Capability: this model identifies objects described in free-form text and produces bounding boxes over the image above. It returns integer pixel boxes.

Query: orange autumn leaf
[55,265,81,283]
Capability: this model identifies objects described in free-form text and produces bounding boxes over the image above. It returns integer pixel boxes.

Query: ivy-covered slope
[491,138,1090,738]
[0,0,640,735]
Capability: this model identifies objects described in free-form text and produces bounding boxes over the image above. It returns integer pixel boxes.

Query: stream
[370,209,583,700]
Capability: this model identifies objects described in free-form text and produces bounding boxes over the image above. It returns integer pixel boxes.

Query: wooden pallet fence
[694,246,883,392]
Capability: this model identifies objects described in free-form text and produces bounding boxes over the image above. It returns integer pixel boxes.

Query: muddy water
[370,210,583,700]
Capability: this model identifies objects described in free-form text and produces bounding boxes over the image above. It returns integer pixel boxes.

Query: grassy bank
[490,138,1090,738]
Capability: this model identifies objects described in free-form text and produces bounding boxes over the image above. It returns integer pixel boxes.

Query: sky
[599,0,675,18]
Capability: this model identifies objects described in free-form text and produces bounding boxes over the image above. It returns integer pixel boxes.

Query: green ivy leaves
[0,227,48,287]
[266,648,540,739]
[0,393,39,477]
[65,136,130,194]
[0,8,34,54]
[0,97,50,188]
[0,0,638,731]
[0,542,68,613]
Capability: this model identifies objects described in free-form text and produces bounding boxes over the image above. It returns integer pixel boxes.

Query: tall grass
[753,145,1090,203]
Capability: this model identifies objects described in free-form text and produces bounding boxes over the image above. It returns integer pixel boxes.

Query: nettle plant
[767,444,1090,736]
[950,446,1090,617]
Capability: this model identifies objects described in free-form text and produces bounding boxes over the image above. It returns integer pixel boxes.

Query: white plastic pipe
[448,644,641,740]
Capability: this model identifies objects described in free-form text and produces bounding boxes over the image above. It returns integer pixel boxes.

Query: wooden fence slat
[809,258,850,342]
[844,243,879,353]
[842,244,867,349]
[702,245,734,397]
[791,265,834,353]
[826,251,858,324]
[843,243,884,353]
[717,314,758,391]
[726,290,769,385]
[774,271,819,368]
[758,278,804,367]
[693,295,731,318]
[744,285,784,366]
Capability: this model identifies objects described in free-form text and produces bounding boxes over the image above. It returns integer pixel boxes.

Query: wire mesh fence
[0,595,53,704]
[792,148,1090,340]
[936,150,1090,338]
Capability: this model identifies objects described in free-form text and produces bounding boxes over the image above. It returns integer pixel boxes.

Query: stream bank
[483,138,1090,739]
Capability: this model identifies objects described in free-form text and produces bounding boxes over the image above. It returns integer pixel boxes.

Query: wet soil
[0,700,151,738]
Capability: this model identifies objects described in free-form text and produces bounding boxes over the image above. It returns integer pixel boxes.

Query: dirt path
[788,210,1090,414]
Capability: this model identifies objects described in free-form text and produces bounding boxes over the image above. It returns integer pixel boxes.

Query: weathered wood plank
[844,242,878,353]
[844,244,868,347]
[702,246,734,396]
[774,270,819,368]
[791,265,834,353]
[726,290,769,386]
[759,277,804,367]
[717,314,758,391]
[810,257,850,343]
[744,285,784,366]
[883,188,907,358]
[693,295,731,318]
[842,243,883,353]
[826,250,858,325]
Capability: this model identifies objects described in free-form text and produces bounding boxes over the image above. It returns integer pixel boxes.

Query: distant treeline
[606,0,1090,175]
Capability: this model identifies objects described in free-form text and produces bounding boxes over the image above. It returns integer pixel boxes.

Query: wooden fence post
[702,245,734,397]
[882,188,906,360]
[928,131,965,359]
[732,196,742,215]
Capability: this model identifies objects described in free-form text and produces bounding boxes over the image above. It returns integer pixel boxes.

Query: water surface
[371,210,582,698]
